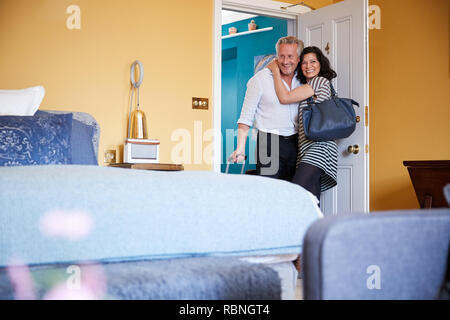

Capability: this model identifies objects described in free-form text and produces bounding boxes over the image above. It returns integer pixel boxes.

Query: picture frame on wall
[254,54,276,74]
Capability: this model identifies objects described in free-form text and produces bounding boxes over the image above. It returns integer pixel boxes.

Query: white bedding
[0,86,45,116]
[240,254,300,300]
[239,253,298,264]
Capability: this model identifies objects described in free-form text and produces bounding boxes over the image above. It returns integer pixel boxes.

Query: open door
[298,0,369,215]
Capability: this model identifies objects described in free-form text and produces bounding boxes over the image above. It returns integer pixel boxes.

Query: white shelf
[222,27,274,40]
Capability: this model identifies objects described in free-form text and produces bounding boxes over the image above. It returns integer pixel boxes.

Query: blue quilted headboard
[46,110,100,160]
[0,110,100,166]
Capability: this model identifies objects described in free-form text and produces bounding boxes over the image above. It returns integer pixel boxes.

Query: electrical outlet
[192,97,209,110]
[104,149,117,164]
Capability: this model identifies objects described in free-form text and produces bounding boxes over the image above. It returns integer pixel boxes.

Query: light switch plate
[192,97,209,110]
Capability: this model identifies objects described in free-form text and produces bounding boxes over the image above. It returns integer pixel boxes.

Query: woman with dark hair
[267,46,338,204]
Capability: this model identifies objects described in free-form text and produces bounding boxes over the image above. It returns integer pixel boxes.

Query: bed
[0,110,322,300]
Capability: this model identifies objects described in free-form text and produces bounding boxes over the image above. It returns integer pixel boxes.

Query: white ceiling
[222,10,257,25]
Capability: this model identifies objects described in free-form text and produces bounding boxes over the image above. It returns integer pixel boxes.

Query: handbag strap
[330,82,360,107]
[329,82,337,97]
[306,80,360,107]
[306,79,336,105]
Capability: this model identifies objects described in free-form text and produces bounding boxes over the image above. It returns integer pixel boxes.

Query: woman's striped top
[297,76,338,192]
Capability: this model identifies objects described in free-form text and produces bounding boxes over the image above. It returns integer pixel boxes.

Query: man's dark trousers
[256,131,298,182]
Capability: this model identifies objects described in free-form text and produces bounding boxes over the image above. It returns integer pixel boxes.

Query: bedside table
[109,163,184,171]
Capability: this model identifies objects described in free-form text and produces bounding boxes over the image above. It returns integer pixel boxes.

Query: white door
[298,0,369,215]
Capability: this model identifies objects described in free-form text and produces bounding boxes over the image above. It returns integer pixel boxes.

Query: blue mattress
[0,165,321,267]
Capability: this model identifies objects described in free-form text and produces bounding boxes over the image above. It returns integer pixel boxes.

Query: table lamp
[128,60,147,139]
[124,60,160,164]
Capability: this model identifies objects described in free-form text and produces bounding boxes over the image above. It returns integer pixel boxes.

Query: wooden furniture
[109,163,184,171]
[403,160,450,209]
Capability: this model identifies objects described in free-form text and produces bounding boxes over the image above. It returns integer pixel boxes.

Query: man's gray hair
[275,36,304,57]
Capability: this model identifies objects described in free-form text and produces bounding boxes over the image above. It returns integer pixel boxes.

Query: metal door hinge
[365,106,369,127]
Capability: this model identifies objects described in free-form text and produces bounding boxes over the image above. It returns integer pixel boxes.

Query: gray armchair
[302,209,450,300]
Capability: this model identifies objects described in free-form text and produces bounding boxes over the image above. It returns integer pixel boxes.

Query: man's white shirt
[237,68,301,136]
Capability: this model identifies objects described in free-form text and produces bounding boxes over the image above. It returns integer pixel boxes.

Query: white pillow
[0,86,45,116]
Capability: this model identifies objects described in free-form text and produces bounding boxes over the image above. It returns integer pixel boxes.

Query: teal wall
[221,16,288,173]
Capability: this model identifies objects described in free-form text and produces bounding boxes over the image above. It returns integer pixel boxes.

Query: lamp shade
[129,108,148,139]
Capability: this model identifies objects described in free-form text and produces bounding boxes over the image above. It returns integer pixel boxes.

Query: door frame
[213,0,305,172]
[213,0,369,214]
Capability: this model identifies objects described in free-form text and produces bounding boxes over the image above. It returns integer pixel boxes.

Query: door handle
[347,145,360,154]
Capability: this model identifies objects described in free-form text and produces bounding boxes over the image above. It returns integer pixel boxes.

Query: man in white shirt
[231,36,304,181]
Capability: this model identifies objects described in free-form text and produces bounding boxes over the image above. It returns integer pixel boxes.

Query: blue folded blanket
[0,165,320,267]
[0,257,282,300]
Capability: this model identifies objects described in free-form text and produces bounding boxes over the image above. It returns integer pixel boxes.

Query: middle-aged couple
[231,36,338,204]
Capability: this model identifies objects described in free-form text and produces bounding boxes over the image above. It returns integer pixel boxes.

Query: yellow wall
[369,0,450,210]
[0,0,213,171]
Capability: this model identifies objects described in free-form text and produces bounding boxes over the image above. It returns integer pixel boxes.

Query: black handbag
[302,82,359,141]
